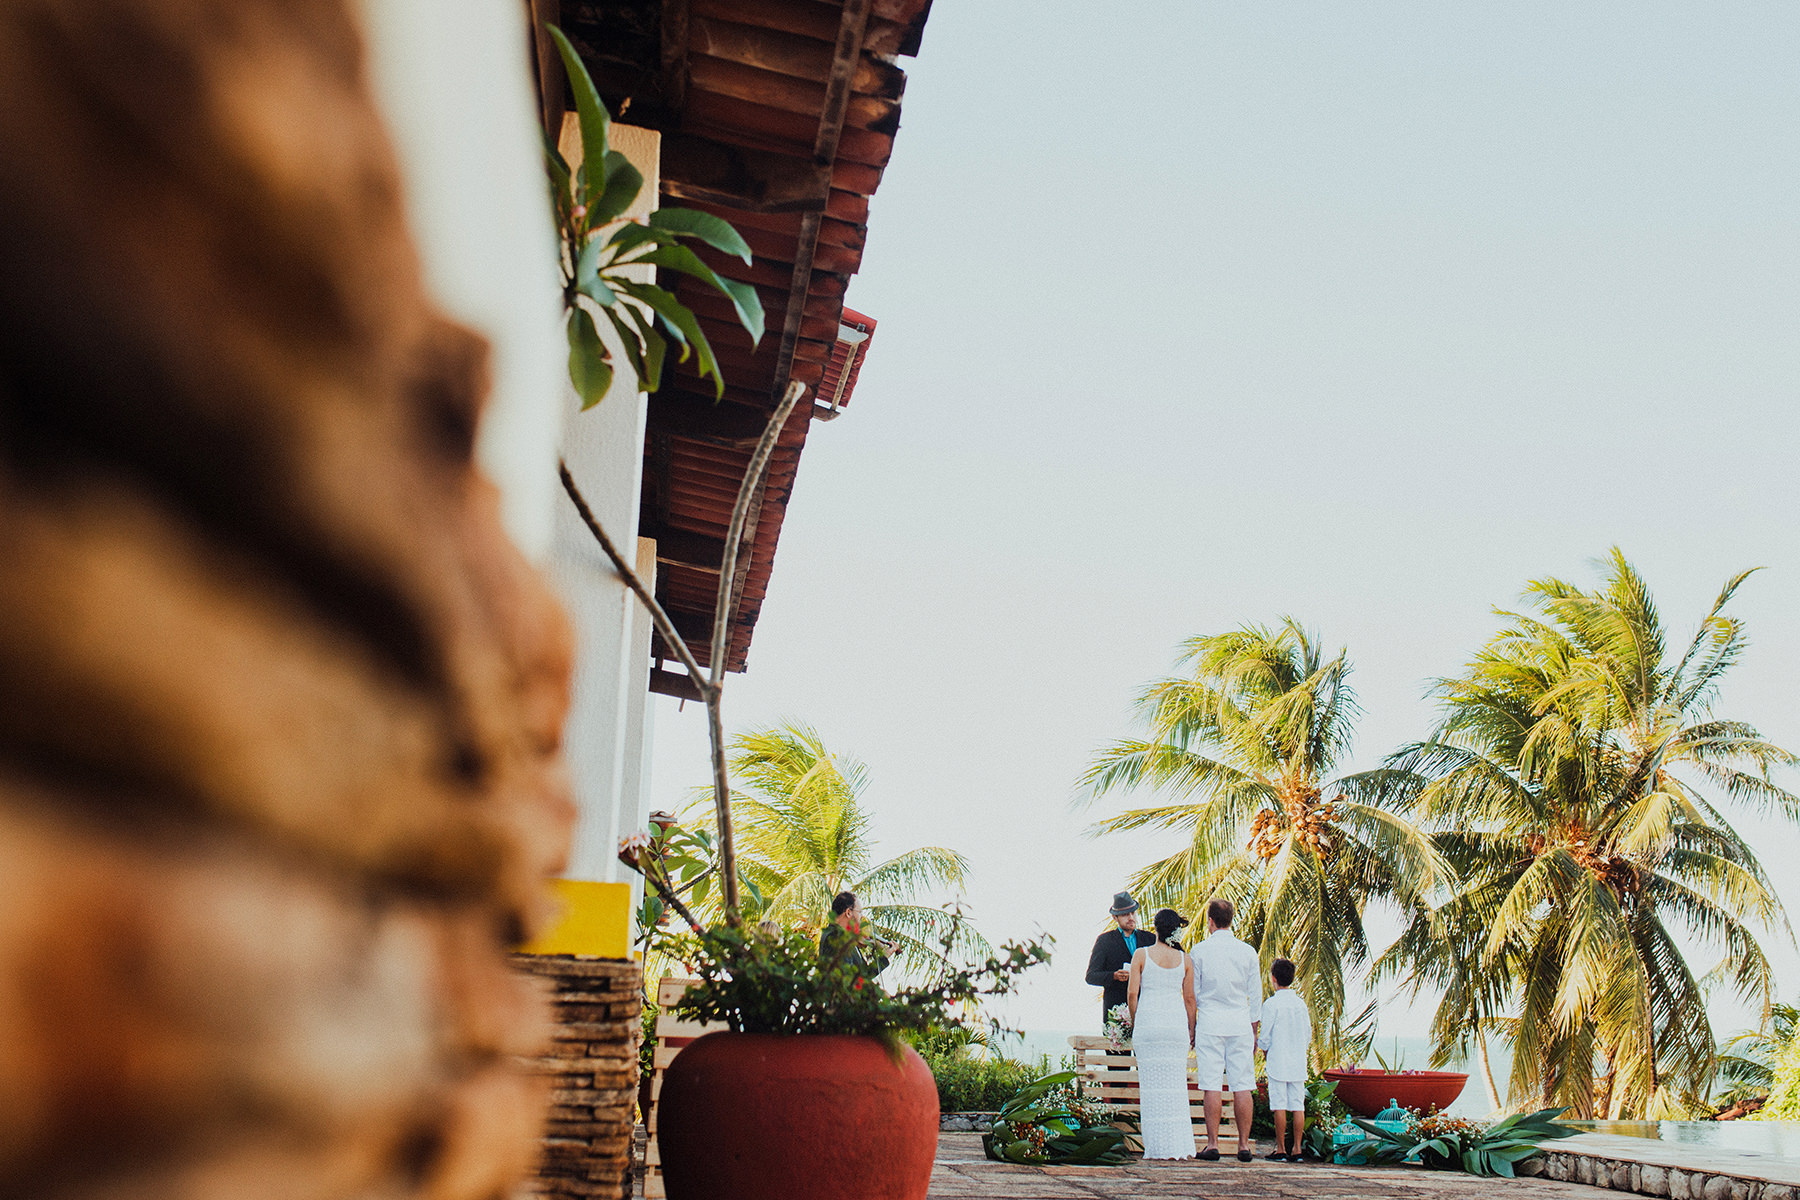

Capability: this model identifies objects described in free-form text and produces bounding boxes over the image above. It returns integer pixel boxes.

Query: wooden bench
[642,978,723,1200]
[1068,1035,1243,1153]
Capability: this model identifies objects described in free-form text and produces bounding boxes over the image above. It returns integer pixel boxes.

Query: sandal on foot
[1199,1148,1221,1161]
[1264,1151,1290,1162]
[1237,1148,1254,1162]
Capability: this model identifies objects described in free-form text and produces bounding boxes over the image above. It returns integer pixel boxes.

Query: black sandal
[1199,1148,1221,1161]
[1237,1148,1254,1162]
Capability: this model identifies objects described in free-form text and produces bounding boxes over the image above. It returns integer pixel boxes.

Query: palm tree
[1374,550,1795,1118]
[1715,1003,1799,1108]
[1081,620,1443,1045]
[698,723,988,972]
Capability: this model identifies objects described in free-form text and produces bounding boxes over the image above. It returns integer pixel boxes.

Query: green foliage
[1082,619,1443,1048]
[1719,1003,1798,1107]
[1370,551,1795,1118]
[625,819,718,943]
[982,1071,1129,1165]
[1337,1107,1580,1177]
[1755,1031,1800,1119]
[545,26,762,407]
[693,723,993,975]
[904,1026,1080,1113]
[668,920,1050,1041]
[639,1001,658,1102]
[1300,1076,1348,1159]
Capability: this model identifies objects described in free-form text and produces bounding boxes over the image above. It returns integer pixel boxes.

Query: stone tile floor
[929,1133,1609,1199]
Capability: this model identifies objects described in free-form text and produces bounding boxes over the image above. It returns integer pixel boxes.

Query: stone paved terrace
[928,1133,1609,1199]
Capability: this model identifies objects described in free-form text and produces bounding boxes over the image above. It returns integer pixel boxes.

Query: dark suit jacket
[820,921,888,977]
[1085,926,1156,1020]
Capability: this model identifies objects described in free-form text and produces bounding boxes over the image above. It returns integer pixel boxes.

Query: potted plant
[1321,1044,1469,1116]
[654,920,1049,1200]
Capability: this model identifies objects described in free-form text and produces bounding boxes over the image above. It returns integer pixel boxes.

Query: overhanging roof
[548,0,929,684]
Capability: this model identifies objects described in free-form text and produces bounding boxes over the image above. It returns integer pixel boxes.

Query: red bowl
[1321,1069,1468,1117]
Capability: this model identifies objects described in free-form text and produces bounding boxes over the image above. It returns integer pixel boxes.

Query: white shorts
[1267,1078,1305,1111]
[1193,1033,1255,1093]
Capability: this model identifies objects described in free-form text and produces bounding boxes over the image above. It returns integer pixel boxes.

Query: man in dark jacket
[1085,891,1155,1028]
[820,890,889,977]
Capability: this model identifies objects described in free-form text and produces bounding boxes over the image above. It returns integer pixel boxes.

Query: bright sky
[648,1,1800,1039]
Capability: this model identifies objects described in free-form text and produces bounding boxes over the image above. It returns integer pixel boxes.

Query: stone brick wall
[1542,1149,1800,1200]
[0,1,577,1195]
[515,956,643,1200]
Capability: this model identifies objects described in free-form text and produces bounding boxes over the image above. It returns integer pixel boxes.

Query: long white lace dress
[1132,953,1196,1159]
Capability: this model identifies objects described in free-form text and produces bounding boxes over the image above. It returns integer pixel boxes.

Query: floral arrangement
[666,919,1051,1044]
[984,1071,1127,1165]
[1336,1105,1580,1176]
[1104,1003,1132,1050]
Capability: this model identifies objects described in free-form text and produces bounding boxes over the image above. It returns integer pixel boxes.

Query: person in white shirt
[1256,957,1314,1162]
[1186,897,1262,1161]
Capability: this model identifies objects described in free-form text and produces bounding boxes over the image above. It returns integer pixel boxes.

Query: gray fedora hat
[1108,891,1138,916]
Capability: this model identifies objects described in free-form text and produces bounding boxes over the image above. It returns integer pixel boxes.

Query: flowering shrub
[668,920,1050,1041]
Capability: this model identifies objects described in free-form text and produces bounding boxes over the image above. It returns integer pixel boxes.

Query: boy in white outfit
[1257,957,1313,1162]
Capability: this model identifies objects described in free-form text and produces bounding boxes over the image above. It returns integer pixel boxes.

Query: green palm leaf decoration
[1373,549,1795,1118]
[1081,619,1444,1052]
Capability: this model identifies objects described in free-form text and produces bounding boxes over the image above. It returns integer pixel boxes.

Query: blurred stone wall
[0,0,577,1195]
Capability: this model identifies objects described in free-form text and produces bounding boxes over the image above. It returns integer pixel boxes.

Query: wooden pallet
[642,978,722,1200]
[1068,1035,1244,1152]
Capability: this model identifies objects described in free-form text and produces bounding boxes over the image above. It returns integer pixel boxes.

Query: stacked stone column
[515,956,643,1199]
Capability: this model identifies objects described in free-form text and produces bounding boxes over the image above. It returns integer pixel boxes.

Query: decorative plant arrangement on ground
[984,1071,1129,1166]
[1336,1106,1580,1177]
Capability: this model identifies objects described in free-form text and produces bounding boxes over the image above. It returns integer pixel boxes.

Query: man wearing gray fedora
[1084,891,1157,1029]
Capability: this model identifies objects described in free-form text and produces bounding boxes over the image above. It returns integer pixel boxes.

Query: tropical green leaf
[591,150,645,226]
[648,206,755,262]
[547,26,609,209]
[565,307,611,408]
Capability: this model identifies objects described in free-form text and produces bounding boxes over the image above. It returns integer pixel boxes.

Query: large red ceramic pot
[657,1032,939,1200]
[1322,1068,1469,1117]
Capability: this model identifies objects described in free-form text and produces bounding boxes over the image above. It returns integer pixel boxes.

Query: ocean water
[989,1030,1504,1117]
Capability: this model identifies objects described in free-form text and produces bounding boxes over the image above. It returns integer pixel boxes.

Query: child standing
[1257,957,1313,1162]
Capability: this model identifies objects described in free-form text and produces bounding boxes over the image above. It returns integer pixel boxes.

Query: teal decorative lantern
[1376,1098,1411,1123]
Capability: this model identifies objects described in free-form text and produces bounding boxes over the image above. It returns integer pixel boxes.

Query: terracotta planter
[1322,1068,1468,1117]
[658,1032,938,1200]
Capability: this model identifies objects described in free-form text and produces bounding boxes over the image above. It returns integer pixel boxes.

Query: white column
[546,123,662,883]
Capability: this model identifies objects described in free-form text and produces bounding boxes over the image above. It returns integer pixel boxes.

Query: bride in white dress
[1127,908,1199,1160]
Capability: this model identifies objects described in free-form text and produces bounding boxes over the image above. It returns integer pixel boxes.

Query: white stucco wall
[546,121,663,885]
[354,6,663,891]
[352,0,567,562]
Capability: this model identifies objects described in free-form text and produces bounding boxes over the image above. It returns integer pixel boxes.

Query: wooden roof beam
[661,131,831,213]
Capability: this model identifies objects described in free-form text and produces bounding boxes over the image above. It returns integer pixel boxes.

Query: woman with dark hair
[1126,908,1198,1159]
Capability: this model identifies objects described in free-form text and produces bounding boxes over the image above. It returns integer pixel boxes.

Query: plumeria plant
[618,813,721,943]
[545,26,763,408]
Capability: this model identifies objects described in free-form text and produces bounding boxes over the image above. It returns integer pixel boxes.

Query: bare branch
[710,381,807,919]
[710,381,806,687]
[557,382,806,928]
[558,460,714,700]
